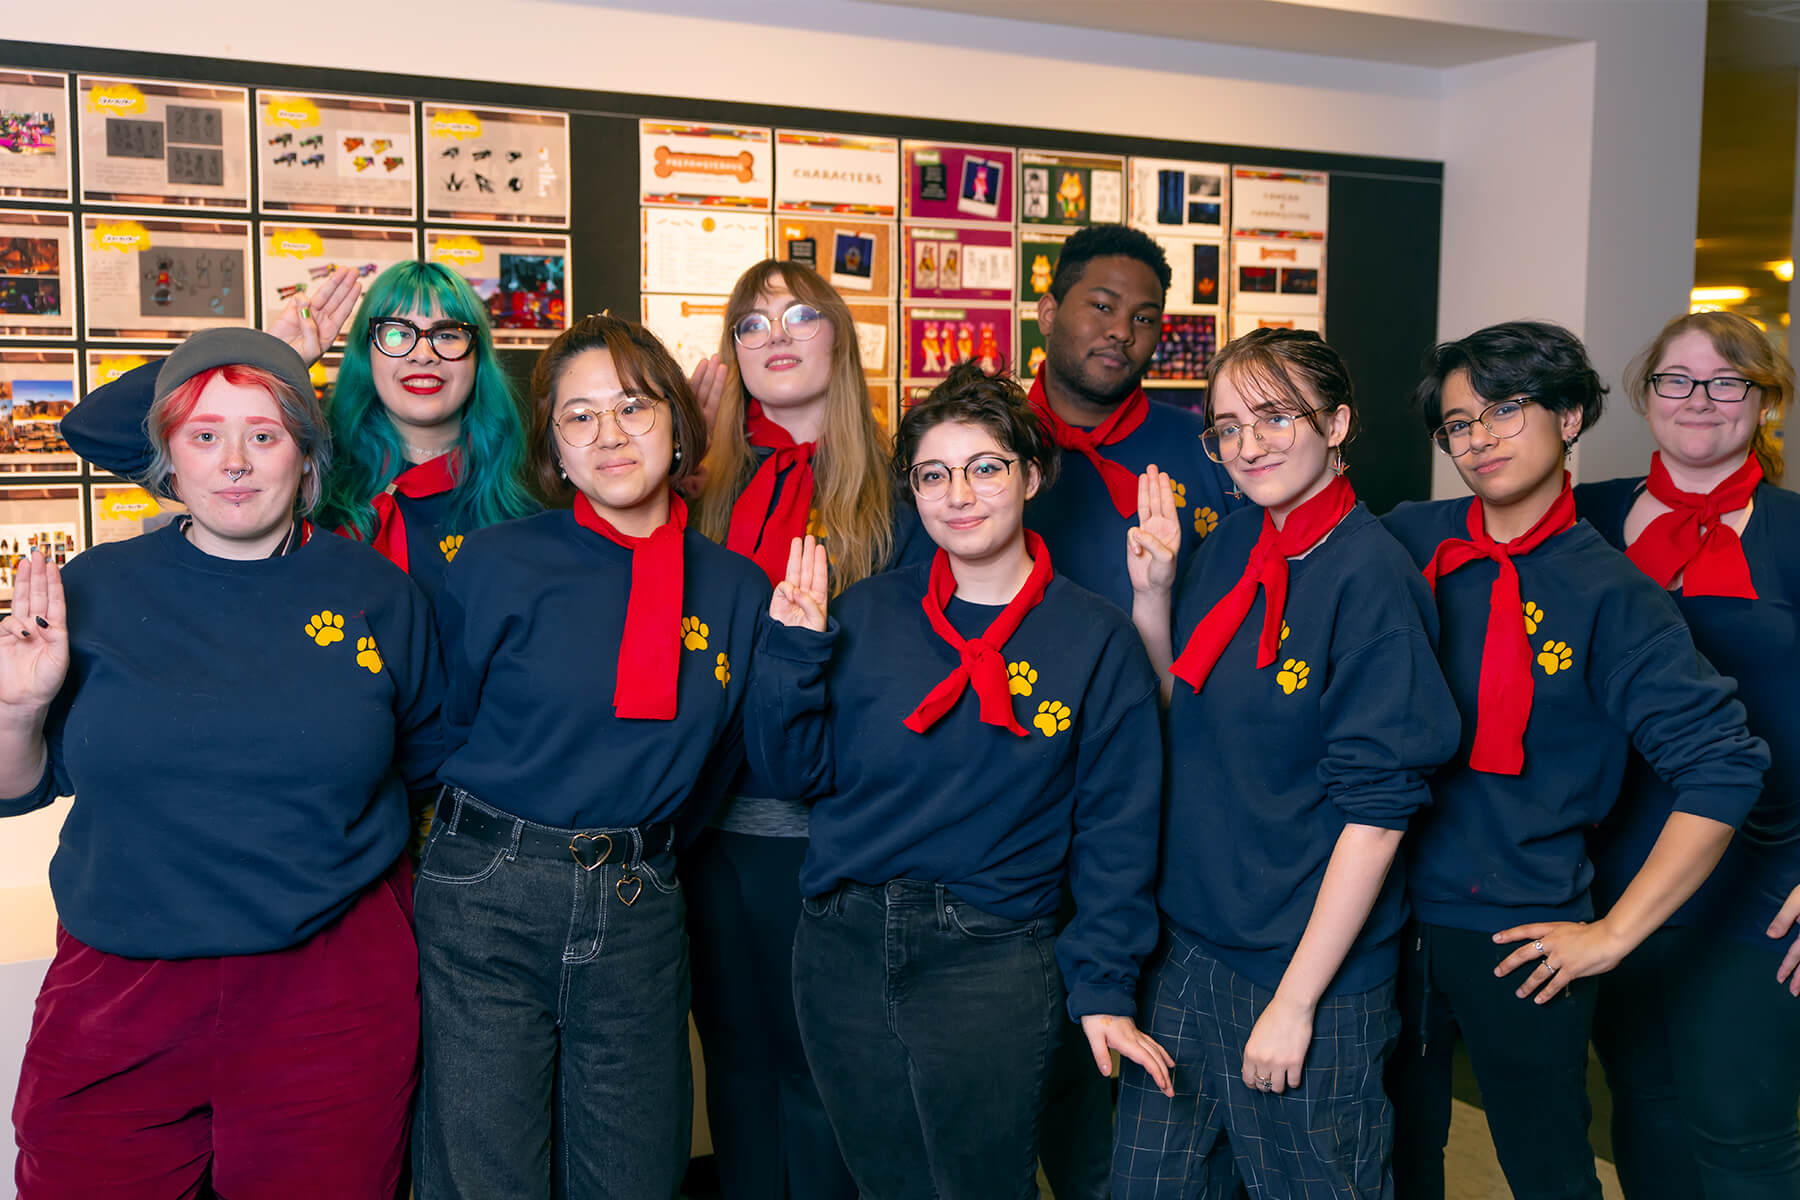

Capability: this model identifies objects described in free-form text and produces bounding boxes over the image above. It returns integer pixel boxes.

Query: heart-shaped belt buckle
[570,832,612,871]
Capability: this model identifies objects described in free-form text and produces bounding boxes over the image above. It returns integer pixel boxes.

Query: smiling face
[1037,254,1163,406]
[552,347,673,536]
[1442,367,1581,511]
[911,419,1039,567]
[367,303,477,445]
[1646,328,1764,473]
[1210,366,1348,522]
[168,375,306,557]
[733,285,836,414]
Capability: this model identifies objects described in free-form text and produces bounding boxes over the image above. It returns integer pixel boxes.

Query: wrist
[1267,986,1319,1019]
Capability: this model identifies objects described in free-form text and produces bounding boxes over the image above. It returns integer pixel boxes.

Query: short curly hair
[1048,223,1172,302]
[893,361,1060,503]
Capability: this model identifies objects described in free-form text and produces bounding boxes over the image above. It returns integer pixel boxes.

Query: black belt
[438,788,672,871]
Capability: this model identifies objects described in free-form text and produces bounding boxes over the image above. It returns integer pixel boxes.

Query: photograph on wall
[260,224,417,337]
[777,216,893,298]
[1018,229,1073,305]
[847,300,894,378]
[1231,167,1329,239]
[1231,311,1323,340]
[0,484,82,608]
[91,482,184,545]
[641,294,727,375]
[0,348,78,475]
[1232,237,1324,317]
[1153,235,1224,314]
[1019,150,1123,228]
[0,69,71,202]
[903,303,1013,381]
[902,141,1014,225]
[640,121,773,210]
[1018,308,1047,380]
[1146,313,1217,387]
[642,208,771,296]
[902,225,1013,303]
[775,131,898,217]
[426,229,569,345]
[423,104,570,227]
[1128,157,1227,233]
[0,210,76,339]
[257,91,416,219]
[76,76,250,210]
[81,215,253,342]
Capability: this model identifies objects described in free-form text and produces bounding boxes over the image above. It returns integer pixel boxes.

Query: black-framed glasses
[370,317,479,361]
[1433,396,1534,457]
[1201,407,1323,464]
[908,455,1017,500]
[1648,373,1759,403]
[732,303,824,350]
[554,397,660,446]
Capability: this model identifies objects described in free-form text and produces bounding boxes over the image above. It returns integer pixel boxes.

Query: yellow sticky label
[267,228,324,260]
[92,355,151,385]
[264,95,321,128]
[430,234,485,267]
[308,362,329,387]
[98,487,162,522]
[86,82,147,115]
[430,109,483,140]
[88,220,151,253]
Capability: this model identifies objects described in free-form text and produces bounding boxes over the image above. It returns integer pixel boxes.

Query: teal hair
[319,261,537,540]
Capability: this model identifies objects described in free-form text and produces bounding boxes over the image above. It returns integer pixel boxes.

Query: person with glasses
[1571,310,1800,1200]
[683,260,930,1200]
[1380,320,1767,1200]
[1113,328,1458,1198]
[750,361,1172,1200]
[412,313,770,1198]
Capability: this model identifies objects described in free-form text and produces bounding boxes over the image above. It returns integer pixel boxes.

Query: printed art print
[76,75,251,210]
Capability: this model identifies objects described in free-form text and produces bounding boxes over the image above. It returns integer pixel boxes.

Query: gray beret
[154,327,315,408]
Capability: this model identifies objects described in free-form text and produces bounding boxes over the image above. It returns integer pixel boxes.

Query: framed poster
[775,216,893,298]
[1156,236,1225,314]
[1231,167,1329,239]
[848,300,894,378]
[0,348,79,475]
[258,91,416,219]
[774,130,898,217]
[1128,158,1228,234]
[0,209,76,339]
[259,223,418,336]
[426,229,569,345]
[81,215,254,342]
[0,484,83,609]
[641,294,727,375]
[1018,228,1074,305]
[0,69,72,202]
[76,75,250,210]
[902,141,1014,225]
[1232,238,1324,317]
[902,304,1012,382]
[641,208,770,296]
[902,225,1013,303]
[84,347,168,394]
[1018,150,1123,228]
[1147,313,1218,387]
[640,121,772,210]
[423,104,570,227]
[91,482,183,545]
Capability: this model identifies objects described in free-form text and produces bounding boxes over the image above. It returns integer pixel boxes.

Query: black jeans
[1595,926,1800,1200]
[792,880,1060,1200]
[1387,921,1602,1200]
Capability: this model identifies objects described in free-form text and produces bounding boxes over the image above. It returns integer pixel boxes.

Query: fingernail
[34,616,47,629]
[301,305,310,319]
[18,629,28,639]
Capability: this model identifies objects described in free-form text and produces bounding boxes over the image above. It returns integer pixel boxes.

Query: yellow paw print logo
[1034,700,1072,738]
[356,636,384,674]
[1280,621,1291,643]
[1169,480,1188,508]
[1523,601,1544,635]
[439,534,463,563]
[714,652,731,688]
[1193,506,1219,538]
[1538,640,1573,676]
[1008,660,1037,696]
[1277,658,1310,694]
[305,611,345,646]
[681,616,709,651]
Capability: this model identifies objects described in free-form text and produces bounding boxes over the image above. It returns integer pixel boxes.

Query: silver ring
[1532,940,1544,954]
[1542,960,1558,974]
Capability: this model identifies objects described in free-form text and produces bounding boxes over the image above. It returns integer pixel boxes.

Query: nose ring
[227,469,246,482]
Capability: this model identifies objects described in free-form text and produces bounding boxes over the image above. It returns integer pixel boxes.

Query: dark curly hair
[1048,223,1172,302]
[1415,320,1607,436]
[893,361,1060,503]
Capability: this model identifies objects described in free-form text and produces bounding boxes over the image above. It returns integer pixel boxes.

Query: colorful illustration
[0,111,54,155]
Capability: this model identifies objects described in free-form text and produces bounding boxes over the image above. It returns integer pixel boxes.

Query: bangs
[361,261,490,333]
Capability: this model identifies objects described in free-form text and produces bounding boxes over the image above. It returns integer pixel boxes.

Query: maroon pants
[12,858,418,1199]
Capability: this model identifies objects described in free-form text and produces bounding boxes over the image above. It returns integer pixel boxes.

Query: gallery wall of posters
[76,75,250,211]
[903,141,1014,225]
[776,216,893,299]
[81,215,254,342]
[258,91,416,219]
[0,209,74,339]
[1019,150,1123,228]
[424,103,570,228]
[426,228,569,346]
[0,69,71,202]
[1231,167,1327,335]
[641,122,773,210]
[775,131,897,217]
[259,223,417,335]
[0,347,77,474]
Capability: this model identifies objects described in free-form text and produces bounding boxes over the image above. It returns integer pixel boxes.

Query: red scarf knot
[1626,452,1760,599]
[1028,375,1148,517]
[573,491,689,721]
[361,450,460,574]
[727,401,818,585]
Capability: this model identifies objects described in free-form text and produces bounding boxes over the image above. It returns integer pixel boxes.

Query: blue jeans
[412,790,691,1200]
[792,880,1060,1200]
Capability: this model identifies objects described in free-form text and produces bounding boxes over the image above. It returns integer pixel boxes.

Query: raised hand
[267,267,363,366]
[0,550,69,715]
[770,535,828,632]
[688,354,729,433]
[1126,464,1182,597]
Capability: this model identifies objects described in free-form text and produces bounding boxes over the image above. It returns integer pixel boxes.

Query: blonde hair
[693,260,894,593]
[1626,311,1793,484]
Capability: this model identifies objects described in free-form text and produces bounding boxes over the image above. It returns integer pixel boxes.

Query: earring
[672,444,682,464]
[1563,434,1579,452]
[557,463,567,480]
[1331,449,1348,478]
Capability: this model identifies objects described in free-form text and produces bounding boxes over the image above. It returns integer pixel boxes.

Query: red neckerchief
[903,531,1054,738]
[573,491,688,721]
[1626,452,1760,599]
[1171,475,1355,693]
[1422,474,1577,775]
[727,401,817,585]
[363,451,459,573]
[1028,375,1148,517]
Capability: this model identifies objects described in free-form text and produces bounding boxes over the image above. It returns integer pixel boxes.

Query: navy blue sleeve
[0,757,57,817]
[1318,622,1459,829]
[746,618,839,803]
[61,360,159,478]
[375,572,447,792]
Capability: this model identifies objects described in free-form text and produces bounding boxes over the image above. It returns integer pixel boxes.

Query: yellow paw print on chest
[304,611,345,646]
[439,534,463,563]
[356,636,384,674]
[1538,640,1574,676]
[714,652,731,687]
[681,616,709,651]
[1168,480,1188,508]
[1522,600,1544,635]
[1007,660,1037,695]
[1034,699,1071,738]
[1280,621,1291,643]
[1193,505,1219,538]
[1277,658,1310,694]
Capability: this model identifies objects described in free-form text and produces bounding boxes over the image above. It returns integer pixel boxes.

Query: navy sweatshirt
[1383,498,1768,932]
[750,564,1163,1019]
[1027,398,1244,613]
[59,359,480,602]
[436,508,770,830]
[1161,504,1460,996]
[0,522,444,959]
[1578,476,1800,948]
